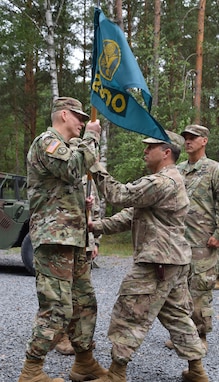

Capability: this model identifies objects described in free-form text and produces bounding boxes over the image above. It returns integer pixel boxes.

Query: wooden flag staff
[86,106,98,223]
[91,106,97,122]
[87,105,97,195]
[86,0,100,208]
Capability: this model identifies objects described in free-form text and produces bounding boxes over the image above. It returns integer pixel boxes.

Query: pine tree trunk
[194,0,206,123]
[24,53,37,165]
[153,0,161,107]
[44,0,59,101]
[115,0,123,30]
[23,1,37,167]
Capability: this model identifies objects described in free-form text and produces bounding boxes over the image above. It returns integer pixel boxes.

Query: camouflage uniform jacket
[91,163,192,265]
[177,155,219,269]
[27,127,100,250]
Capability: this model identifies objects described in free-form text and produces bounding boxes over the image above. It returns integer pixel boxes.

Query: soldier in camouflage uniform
[69,138,101,265]
[55,138,101,356]
[18,97,107,382]
[86,130,208,382]
[165,125,219,352]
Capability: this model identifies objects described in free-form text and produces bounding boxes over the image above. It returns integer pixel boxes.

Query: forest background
[0,0,218,216]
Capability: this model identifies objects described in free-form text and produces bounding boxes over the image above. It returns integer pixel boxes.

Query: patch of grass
[99,231,133,257]
[1,247,20,255]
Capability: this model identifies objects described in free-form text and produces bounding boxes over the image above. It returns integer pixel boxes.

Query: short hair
[161,143,181,162]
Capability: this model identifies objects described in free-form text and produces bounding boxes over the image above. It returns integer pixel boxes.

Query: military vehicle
[0,172,35,275]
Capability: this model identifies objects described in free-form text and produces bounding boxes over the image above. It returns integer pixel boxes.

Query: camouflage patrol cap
[52,97,89,121]
[181,124,209,138]
[142,130,184,151]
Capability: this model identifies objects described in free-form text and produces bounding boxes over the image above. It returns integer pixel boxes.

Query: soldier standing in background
[18,97,107,382]
[165,125,219,351]
[87,130,208,382]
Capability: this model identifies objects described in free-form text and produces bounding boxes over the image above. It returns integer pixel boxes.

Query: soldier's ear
[61,110,68,121]
[203,137,208,146]
[162,147,171,158]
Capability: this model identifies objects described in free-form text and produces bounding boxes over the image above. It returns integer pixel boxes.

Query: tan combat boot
[69,350,108,381]
[164,339,174,350]
[55,333,75,355]
[182,359,209,382]
[18,359,64,382]
[85,360,127,382]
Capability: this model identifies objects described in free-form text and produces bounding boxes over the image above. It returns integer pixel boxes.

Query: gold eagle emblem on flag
[99,40,121,81]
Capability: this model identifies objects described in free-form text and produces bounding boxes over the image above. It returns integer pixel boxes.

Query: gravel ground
[0,250,219,382]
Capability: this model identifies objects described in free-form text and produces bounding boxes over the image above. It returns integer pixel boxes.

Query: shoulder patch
[46,139,61,154]
[57,147,68,155]
[44,137,53,145]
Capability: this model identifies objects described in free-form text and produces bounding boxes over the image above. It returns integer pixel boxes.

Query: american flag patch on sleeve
[46,139,61,154]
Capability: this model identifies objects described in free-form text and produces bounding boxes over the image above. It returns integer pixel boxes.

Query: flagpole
[87,107,97,204]
[91,106,97,122]
[90,0,101,125]
[86,106,96,222]
[86,0,102,227]
[86,0,101,203]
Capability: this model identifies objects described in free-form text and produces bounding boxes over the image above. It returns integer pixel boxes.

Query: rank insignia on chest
[46,139,61,153]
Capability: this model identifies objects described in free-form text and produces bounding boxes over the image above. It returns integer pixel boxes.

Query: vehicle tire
[21,233,35,276]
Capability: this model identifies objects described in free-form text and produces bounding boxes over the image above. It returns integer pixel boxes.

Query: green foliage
[0,0,218,180]
[107,126,147,183]
[206,125,219,162]
[100,231,132,257]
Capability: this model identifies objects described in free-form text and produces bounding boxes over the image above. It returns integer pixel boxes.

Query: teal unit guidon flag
[91,7,170,142]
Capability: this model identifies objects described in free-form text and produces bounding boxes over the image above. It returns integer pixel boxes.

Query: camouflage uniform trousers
[188,260,217,335]
[26,244,97,360]
[108,263,206,365]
